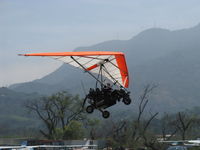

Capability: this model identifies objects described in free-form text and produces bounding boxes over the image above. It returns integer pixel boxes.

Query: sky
[1,0,200,86]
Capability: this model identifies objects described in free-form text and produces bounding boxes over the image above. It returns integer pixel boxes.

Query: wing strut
[70,56,104,87]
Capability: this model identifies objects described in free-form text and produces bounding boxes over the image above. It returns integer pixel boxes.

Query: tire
[102,111,110,118]
[86,105,94,113]
[123,97,131,105]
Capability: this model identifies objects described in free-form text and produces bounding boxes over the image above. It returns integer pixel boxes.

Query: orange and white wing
[20,51,129,88]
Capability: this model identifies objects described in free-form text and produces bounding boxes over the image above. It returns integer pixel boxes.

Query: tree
[132,85,158,137]
[26,96,58,139]
[130,84,161,150]
[63,120,84,140]
[160,113,178,141]
[100,84,161,149]
[96,118,130,149]
[84,118,101,140]
[173,112,194,140]
[26,91,85,139]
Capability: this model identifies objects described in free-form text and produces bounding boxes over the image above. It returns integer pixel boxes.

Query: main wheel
[123,97,131,105]
[102,110,110,118]
[86,105,94,113]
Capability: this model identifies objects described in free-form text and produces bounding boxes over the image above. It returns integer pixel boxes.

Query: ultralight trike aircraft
[20,51,131,118]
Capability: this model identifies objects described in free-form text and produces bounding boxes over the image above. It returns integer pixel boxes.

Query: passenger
[103,83,112,92]
[102,83,114,106]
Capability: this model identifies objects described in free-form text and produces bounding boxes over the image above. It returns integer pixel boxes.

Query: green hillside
[0,87,40,137]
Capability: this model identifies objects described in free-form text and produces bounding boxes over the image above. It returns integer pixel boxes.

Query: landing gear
[123,97,131,105]
[102,110,110,118]
[86,105,94,113]
[83,88,131,119]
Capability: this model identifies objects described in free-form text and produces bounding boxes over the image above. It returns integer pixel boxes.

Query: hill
[0,87,40,136]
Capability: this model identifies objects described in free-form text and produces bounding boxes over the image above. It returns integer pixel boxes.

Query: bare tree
[26,91,85,139]
[100,119,129,148]
[26,97,59,139]
[173,112,194,140]
[111,120,127,145]
[132,84,158,141]
[84,118,100,140]
[142,112,160,150]
[160,113,178,141]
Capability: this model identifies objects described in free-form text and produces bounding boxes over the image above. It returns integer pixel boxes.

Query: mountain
[0,87,39,118]
[9,23,200,113]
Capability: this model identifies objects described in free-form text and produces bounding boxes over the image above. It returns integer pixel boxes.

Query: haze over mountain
[9,23,200,113]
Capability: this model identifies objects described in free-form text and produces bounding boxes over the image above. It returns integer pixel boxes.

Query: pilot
[106,83,112,89]
[103,83,112,93]
[102,83,113,105]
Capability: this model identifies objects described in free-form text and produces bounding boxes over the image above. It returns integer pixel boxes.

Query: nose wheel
[102,110,110,118]
[86,105,94,113]
[123,96,131,105]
